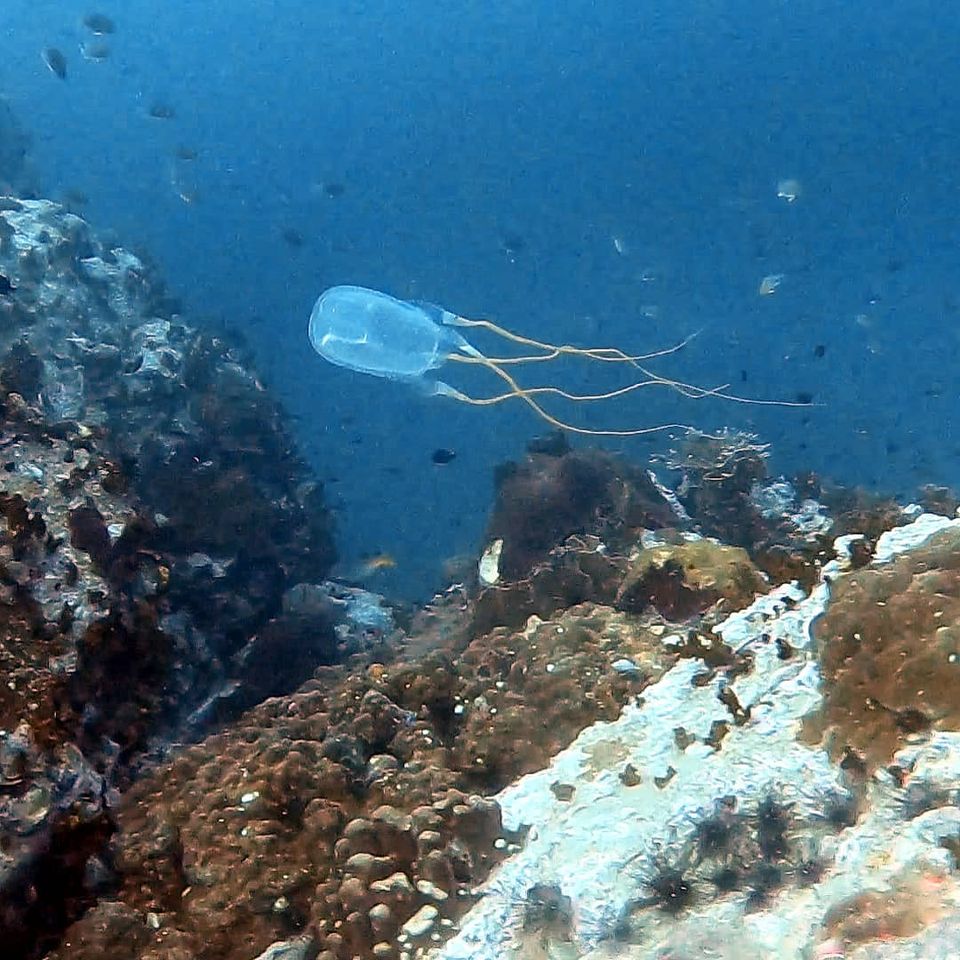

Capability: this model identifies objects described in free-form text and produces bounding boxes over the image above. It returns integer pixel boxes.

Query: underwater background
[2,0,959,602]
[7,4,960,960]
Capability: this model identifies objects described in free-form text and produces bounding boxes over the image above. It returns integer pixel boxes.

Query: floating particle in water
[431,447,456,465]
[758,274,784,296]
[170,148,200,203]
[170,165,199,204]
[42,48,68,79]
[776,178,802,202]
[82,13,116,35]
[309,180,344,199]
[148,101,175,120]
[80,39,111,61]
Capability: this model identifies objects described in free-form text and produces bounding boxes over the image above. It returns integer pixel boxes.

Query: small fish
[82,13,116,35]
[80,39,110,62]
[776,178,801,203]
[500,232,525,258]
[360,553,396,575]
[323,181,345,198]
[478,539,503,586]
[61,188,89,206]
[281,227,305,248]
[611,235,627,256]
[431,447,456,465]
[42,48,68,80]
[171,179,199,205]
[174,145,198,161]
[758,274,784,296]
[148,102,175,120]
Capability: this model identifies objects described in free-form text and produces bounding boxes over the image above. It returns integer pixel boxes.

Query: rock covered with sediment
[434,514,960,960]
[0,197,338,693]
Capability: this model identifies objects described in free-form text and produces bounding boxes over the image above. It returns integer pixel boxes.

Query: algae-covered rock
[615,538,770,619]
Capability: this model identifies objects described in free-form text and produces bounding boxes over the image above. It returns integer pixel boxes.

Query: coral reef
[484,438,678,582]
[659,428,771,547]
[5,186,960,960]
[614,540,769,620]
[432,515,960,960]
[44,601,671,960]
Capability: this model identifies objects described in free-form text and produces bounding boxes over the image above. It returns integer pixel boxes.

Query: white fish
[80,39,110,61]
[758,274,784,296]
[776,178,802,203]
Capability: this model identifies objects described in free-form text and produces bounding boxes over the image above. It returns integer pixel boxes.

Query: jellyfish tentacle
[447,315,699,364]
[450,355,724,403]
[450,316,812,408]
[443,354,694,437]
[450,322,723,398]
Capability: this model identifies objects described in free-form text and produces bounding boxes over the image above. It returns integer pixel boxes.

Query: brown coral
[65,601,674,960]
[804,526,960,772]
[485,443,676,582]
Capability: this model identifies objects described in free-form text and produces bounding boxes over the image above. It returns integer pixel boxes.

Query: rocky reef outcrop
[0,197,338,958]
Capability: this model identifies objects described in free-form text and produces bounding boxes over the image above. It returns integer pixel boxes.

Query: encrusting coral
[805,525,960,773]
[45,602,672,960]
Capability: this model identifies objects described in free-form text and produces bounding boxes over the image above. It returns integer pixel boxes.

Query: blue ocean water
[3,0,959,600]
